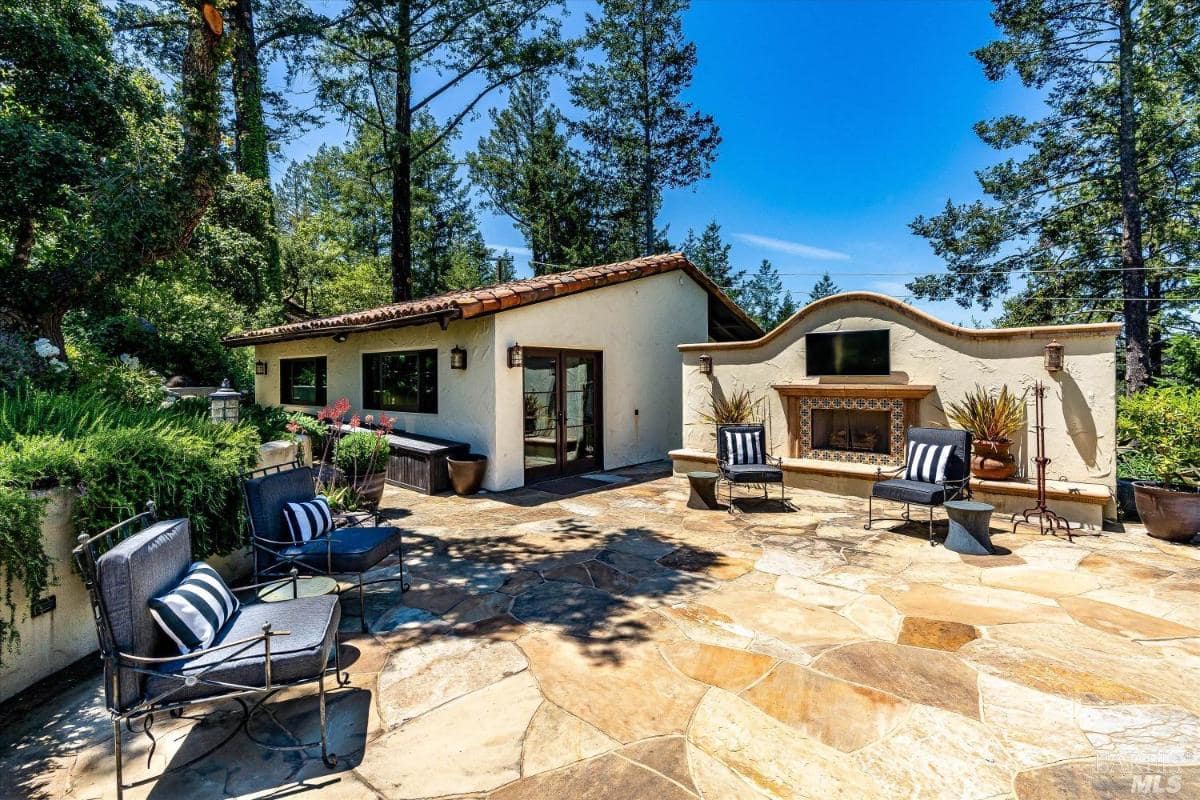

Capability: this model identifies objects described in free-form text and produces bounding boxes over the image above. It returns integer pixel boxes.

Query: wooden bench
[333,425,470,495]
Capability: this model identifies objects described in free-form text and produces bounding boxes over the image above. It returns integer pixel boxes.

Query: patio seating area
[5,461,1200,799]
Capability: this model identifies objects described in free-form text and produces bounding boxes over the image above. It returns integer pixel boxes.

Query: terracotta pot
[1133,482,1200,542]
[349,470,387,509]
[447,454,488,496]
[971,439,1016,480]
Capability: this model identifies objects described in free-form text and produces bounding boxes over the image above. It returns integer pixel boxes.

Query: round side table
[943,500,996,555]
[687,471,721,510]
[256,575,339,603]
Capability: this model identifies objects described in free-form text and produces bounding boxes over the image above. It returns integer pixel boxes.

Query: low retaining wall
[0,440,303,703]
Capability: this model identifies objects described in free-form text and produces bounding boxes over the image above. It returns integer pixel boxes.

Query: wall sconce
[332,332,349,343]
[507,343,523,369]
[698,354,713,375]
[1044,339,1064,373]
[209,378,242,424]
[450,345,467,370]
[254,360,268,375]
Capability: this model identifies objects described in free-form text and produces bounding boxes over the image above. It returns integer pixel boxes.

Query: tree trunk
[390,0,413,302]
[139,0,223,267]
[231,0,270,181]
[10,215,34,275]
[1116,0,1150,393]
[639,0,654,256]
[37,310,67,356]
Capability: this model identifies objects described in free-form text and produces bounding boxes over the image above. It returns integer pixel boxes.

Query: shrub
[945,385,1026,443]
[333,431,389,476]
[72,351,166,408]
[0,331,44,392]
[697,385,764,425]
[1117,387,1200,488]
[0,486,53,654]
[238,403,293,443]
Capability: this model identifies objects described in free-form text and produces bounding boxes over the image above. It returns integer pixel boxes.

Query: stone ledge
[668,448,1112,506]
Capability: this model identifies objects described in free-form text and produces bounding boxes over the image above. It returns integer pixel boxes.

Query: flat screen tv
[805,330,890,376]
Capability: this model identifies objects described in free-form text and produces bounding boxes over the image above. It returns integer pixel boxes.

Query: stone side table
[943,500,996,555]
[687,471,721,510]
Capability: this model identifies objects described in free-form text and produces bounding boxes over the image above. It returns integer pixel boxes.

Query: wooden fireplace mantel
[772,383,936,400]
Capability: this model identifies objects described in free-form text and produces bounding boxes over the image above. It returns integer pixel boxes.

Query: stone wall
[0,439,302,703]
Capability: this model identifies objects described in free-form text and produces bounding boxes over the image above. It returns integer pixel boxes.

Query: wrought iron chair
[241,461,408,632]
[865,426,972,544]
[716,423,787,512]
[73,503,347,800]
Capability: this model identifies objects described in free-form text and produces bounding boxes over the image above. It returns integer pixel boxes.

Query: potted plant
[1119,387,1200,542]
[331,411,395,509]
[945,385,1025,480]
[447,453,488,495]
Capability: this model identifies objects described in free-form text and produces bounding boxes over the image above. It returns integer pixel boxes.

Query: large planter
[447,454,488,496]
[971,439,1016,480]
[1133,482,1200,542]
[349,470,387,509]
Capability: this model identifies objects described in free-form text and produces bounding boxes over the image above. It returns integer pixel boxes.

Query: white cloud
[733,233,850,261]
[486,243,533,257]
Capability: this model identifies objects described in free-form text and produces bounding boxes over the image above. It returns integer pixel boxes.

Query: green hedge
[1117,387,1200,487]
[0,388,270,662]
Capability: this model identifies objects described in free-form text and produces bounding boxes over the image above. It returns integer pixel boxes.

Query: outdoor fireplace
[811,408,890,455]
[773,383,934,466]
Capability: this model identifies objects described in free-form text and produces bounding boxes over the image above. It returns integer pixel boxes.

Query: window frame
[279,356,328,407]
[361,348,439,414]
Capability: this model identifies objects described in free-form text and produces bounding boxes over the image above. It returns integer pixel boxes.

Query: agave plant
[697,386,763,425]
[946,385,1026,443]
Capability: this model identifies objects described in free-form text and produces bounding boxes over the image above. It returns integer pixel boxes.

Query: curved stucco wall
[680,296,1118,488]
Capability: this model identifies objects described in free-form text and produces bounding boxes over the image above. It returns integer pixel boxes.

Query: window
[363,350,438,413]
[280,357,327,406]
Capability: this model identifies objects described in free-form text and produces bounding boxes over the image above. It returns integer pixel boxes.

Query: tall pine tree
[681,220,743,298]
[810,271,840,301]
[571,0,720,255]
[907,0,1200,392]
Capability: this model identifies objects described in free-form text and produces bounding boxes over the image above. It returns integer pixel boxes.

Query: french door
[522,349,603,483]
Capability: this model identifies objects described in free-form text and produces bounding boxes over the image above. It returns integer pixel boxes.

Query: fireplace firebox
[811,409,890,455]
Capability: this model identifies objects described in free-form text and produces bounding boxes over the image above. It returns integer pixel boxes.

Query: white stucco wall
[251,270,712,491]
[251,315,499,469]
[680,295,1119,489]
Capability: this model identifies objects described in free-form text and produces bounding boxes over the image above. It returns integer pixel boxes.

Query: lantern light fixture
[507,343,523,369]
[209,378,242,425]
[254,360,268,375]
[1044,339,1065,373]
[450,345,467,370]
[698,354,713,376]
[332,332,349,343]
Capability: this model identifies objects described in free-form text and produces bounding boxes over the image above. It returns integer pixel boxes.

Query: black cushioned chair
[242,461,408,631]
[865,426,972,544]
[716,423,787,512]
[73,504,345,800]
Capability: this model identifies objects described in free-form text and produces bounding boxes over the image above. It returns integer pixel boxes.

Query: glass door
[523,350,602,483]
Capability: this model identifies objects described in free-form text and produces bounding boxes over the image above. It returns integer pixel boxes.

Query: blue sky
[276,0,1045,325]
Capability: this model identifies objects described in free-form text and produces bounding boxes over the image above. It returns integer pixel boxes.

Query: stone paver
[11,463,1200,799]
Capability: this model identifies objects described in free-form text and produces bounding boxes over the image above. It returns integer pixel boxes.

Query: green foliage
[470,75,614,270]
[1118,387,1200,487]
[238,403,294,444]
[1159,334,1200,388]
[697,386,764,426]
[333,431,389,476]
[0,331,51,391]
[0,486,53,658]
[71,351,165,408]
[945,385,1027,443]
[742,259,788,330]
[572,0,720,254]
[681,221,742,298]
[809,272,840,302]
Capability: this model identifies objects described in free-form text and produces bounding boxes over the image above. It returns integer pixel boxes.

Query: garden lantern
[210,379,241,424]
[698,354,713,375]
[507,343,523,369]
[1044,339,1064,373]
[450,345,467,370]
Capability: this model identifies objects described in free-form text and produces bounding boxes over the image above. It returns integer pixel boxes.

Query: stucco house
[224,253,760,491]
[670,293,1121,528]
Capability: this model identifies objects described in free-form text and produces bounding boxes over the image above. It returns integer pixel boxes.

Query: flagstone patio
[6,462,1200,799]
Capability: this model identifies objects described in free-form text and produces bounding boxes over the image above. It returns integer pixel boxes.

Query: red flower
[350,414,361,429]
[285,421,301,434]
[377,412,396,431]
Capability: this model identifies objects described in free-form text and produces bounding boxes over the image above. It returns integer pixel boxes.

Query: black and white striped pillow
[904,441,954,484]
[149,562,240,654]
[724,430,764,465]
[282,496,333,544]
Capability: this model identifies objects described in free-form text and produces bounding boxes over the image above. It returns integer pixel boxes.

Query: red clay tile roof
[223,252,762,346]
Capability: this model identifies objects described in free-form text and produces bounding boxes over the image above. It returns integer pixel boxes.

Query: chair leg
[398,530,410,592]
[928,506,935,546]
[865,495,873,530]
[113,716,124,800]
[358,574,367,633]
[318,669,337,768]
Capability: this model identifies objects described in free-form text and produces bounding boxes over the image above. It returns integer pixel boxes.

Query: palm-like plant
[946,385,1026,443]
[697,386,763,425]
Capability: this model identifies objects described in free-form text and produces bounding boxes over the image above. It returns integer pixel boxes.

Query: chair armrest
[336,510,377,528]
[115,626,291,667]
[764,454,783,468]
[229,569,329,597]
[875,464,905,480]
